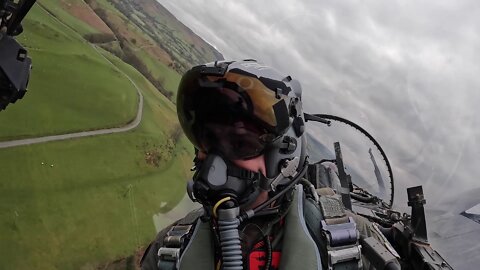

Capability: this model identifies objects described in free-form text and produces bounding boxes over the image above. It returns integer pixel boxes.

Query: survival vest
[143,185,364,270]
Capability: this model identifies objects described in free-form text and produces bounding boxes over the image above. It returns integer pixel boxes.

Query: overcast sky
[157,0,480,210]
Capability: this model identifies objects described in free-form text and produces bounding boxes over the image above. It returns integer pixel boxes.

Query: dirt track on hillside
[0,5,144,149]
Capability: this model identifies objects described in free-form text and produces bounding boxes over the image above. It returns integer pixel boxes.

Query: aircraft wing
[426,204,480,270]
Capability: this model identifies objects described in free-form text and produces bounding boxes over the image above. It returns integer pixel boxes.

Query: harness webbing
[155,185,363,270]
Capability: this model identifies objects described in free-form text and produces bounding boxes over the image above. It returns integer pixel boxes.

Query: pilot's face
[196,150,266,177]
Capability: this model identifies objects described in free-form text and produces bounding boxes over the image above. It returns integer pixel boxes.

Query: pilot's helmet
[177,59,307,179]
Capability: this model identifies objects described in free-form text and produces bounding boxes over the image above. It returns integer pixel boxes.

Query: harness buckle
[157,224,194,269]
[158,247,180,262]
[321,217,358,247]
[321,217,363,269]
[327,245,362,270]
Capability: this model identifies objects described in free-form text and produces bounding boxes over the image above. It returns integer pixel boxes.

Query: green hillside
[0,4,138,140]
[0,0,222,268]
[83,0,223,98]
[0,49,194,268]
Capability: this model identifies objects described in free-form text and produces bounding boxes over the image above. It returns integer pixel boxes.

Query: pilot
[141,60,397,270]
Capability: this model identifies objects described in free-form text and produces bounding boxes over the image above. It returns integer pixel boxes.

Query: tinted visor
[177,68,290,160]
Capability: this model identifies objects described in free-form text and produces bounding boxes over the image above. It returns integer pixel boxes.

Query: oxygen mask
[187,154,262,213]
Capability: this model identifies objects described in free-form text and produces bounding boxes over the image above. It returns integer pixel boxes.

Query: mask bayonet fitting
[264,157,300,192]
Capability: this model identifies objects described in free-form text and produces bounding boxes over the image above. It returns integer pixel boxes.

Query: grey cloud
[157,0,480,207]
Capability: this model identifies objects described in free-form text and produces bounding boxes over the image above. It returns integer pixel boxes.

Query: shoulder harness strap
[319,195,362,270]
[304,186,363,270]
[157,209,203,270]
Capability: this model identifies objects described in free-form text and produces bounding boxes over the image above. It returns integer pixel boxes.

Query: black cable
[245,162,308,219]
[261,204,291,270]
[356,213,394,227]
[264,234,272,270]
[253,207,280,217]
[350,191,375,203]
[242,223,270,270]
[239,190,292,268]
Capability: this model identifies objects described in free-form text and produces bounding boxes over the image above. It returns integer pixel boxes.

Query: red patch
[249,251,281,270]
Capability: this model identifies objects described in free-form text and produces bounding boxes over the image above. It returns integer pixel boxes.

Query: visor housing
[177,66,291,160]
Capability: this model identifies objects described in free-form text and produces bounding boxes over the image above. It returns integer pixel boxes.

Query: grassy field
[0,1,194,268]
[0,47,195,269]
[0,138,193,269]
[0,4,138,141]
[136,48,181,95]
[0,0,221,268]
[37,0,101,36]
[87,0,221,97]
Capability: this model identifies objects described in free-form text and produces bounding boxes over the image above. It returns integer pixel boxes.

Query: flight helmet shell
[177,59,307,179]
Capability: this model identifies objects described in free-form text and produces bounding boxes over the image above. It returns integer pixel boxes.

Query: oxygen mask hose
[214,198,243,270]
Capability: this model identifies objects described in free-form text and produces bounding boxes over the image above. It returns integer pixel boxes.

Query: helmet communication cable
[212,162,309,269]
[239,161,309,222]
[213,197,232,218]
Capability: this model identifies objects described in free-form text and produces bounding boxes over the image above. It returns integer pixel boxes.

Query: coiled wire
[218,218,243,270]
